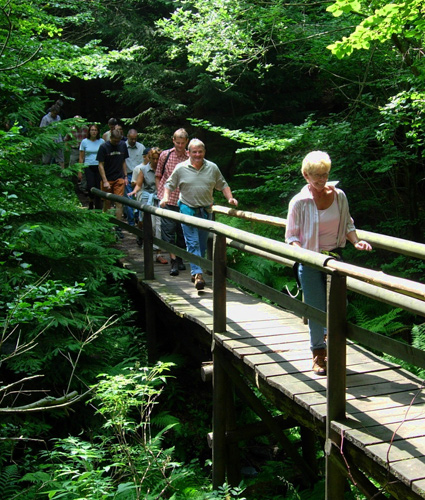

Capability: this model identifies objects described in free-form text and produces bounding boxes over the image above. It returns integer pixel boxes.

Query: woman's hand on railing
[348,231,372,251]
[354,240,372,251]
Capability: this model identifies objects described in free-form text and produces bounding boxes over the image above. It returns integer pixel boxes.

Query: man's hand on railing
[160,187,171,208]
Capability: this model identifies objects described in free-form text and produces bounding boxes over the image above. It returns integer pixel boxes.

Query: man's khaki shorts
[101,177,125,196]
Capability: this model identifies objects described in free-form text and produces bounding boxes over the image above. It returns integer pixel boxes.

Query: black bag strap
[161,149,173,177]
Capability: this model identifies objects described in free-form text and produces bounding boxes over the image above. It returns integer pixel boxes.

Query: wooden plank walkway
[118,232,425,499]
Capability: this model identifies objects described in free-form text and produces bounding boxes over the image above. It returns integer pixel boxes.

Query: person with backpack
[155,128,189,276]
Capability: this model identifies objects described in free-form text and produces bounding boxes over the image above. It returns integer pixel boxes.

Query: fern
[205,482,247,499]
[412,324,425,351]
[348,299,404,336]
[151,410,181,431]
[354,307,404,335]
[392,324,425,379]
[0,464,20,500]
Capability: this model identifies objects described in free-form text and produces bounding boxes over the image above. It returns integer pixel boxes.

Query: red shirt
[155,147,189,206]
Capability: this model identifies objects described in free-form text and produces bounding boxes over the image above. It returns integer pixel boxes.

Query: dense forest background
[1,0,425,498]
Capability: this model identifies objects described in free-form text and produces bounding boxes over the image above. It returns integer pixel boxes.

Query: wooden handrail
[213,205,425,260]
[92,189,425,304]
[93,187,425,346]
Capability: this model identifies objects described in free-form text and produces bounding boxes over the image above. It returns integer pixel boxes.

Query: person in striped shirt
[286,151,371,375]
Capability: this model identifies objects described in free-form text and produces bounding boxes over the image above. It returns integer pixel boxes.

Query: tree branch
[0,3,43,72]
[0,388,93,413]
[0,2,12,59]
[0,374,44,394]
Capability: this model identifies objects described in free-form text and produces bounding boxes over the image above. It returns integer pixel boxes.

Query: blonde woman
[128,148,167,263]
[286,151,371,375]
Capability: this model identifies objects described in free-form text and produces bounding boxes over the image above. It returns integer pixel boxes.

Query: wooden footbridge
[94,189,425,500]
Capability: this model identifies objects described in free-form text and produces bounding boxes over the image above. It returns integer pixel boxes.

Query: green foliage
[0,38,144,490]
[30,439,117,499]
[0,162,135,381]
[189,119,309,154]
[4,279,86,325]
[228,251,292,294]
[244,460,301,499]
[377,89,425,152]
[0,464,20,500]
[152,357,213,463]
[380,254,425,284]
[385,323,425,379]
[409,324,425,378]
[0,0,139,85]
[0,3,162,497]
[93,360,176,435]
[157,0,283,83]
[204,482,246,499]
[327,0,425,76]
[2,0,425,498]
[349,302,405,336]
[412,324,425,352]
[17,361,218,500]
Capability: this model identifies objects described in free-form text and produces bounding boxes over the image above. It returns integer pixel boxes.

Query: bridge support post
[300,426,318,476]
[143,213,156,363]
[145,290,157,363]
[212,346,235,489]
[212,233,235,488]
[325,271,347,499]
[143,213,154,280]
[211,234,241,487]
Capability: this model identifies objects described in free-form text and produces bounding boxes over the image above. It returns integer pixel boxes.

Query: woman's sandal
[156,255,168,265]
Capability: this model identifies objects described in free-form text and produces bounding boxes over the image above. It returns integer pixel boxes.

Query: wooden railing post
[213,233,227,333]
[143,212,154,280]
[206,212,215,270]
[325,271,347,499]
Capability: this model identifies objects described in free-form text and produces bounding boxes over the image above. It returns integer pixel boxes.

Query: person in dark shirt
[96,129,129,224]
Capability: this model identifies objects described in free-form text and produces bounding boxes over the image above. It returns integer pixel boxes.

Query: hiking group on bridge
[42,114,375,377]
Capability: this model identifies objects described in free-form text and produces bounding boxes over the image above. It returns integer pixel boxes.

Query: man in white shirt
[125,129,145,226]
[102,117,117,142]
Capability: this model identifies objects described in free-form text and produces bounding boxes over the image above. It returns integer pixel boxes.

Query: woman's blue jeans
[298,264,327,351]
